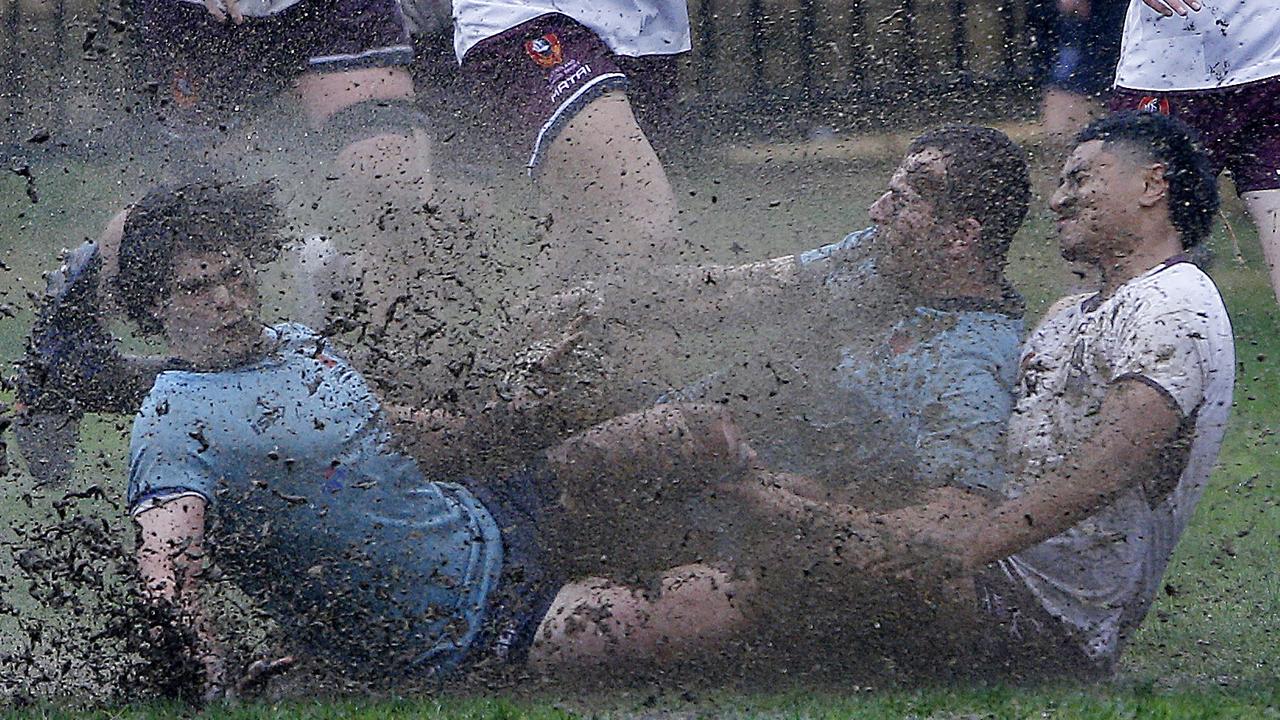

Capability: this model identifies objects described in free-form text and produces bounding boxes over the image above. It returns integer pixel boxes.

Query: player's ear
[1139,161,1169,207]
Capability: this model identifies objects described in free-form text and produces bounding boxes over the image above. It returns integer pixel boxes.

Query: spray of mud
[0,40,1036,703]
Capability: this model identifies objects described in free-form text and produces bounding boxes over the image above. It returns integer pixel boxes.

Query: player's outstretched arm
[134,495,226,700]
[920,378,1184,573]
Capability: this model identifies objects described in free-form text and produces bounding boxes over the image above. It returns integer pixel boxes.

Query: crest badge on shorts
[525,33,564,69]
[171,68,202,110]
[1137,96,1172,115]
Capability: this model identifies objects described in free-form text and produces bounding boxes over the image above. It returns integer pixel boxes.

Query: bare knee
[530,564,756,671]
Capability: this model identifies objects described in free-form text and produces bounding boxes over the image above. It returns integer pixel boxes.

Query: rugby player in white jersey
[453,1,691,281]
[1110,0,1280,301]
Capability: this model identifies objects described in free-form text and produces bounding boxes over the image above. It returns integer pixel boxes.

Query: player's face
[869,149,953,290]
[159,248,263,366]
[1050,140,1147,264]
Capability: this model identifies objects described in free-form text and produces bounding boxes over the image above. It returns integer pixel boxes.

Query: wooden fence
[0,0,1059,150]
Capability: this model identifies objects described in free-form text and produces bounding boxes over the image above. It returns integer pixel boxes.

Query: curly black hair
[907,125,1031,271]
[1076,111,1219,249]
[115,181,284,335]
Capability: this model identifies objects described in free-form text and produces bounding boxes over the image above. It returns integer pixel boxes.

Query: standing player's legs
[1244,190,1280,299]
[1113,78,1280,302]
[462,14,684,284]
[537,90,680,279]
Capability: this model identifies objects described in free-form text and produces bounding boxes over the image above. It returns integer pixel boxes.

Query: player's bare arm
[133,496,225,699]
[900,378,1184,574]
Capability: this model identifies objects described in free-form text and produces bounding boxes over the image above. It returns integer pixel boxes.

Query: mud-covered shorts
[1111,76,1280,194]
[971,563,1112,681]
[460,13,679,172]
[131,0,412,117]
[461,462,565,668]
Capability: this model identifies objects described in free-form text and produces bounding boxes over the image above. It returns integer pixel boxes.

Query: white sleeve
[1108,306,1212,418]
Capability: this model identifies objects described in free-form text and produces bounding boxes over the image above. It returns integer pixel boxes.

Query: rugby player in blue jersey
[105,181,772,698]
[533,126,1030,513]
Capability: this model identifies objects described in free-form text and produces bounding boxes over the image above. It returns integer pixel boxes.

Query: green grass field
[1,145,1278,717]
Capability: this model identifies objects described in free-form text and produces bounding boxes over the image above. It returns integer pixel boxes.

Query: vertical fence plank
[748,0,764,96]
[4,0,19,104]
[798,0,815,102]
[902,0,919,76]
[52,0,66,131]
[949,0,967,78]
[999,0,1017,73]
[846,0,865,87]
[697,0,717,96]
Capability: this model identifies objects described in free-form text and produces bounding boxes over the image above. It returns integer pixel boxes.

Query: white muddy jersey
[999,259,1234,662]
[453,0,691,62]
[1115,0,1280,90]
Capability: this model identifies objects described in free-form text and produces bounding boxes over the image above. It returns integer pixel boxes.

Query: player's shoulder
[925,306,1024,372]
[1122,260,1229,322]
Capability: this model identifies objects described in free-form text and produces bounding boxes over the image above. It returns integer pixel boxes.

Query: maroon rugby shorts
[462,13,680,172]
[133,0,413,114]
[1111,76,1280,194]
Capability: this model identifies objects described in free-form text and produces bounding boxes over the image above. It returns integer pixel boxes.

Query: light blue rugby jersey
[799,228,1024,496]
[128,323,504,673]
[669,228,1022,502]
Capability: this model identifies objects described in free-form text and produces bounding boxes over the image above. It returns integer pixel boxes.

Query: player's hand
[233,655,296,698]
[202,0,244,24]
[1140,0,1201,17]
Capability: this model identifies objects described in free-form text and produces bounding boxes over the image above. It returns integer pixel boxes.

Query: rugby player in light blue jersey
[631,126,1030,511]
[110,182,776,699]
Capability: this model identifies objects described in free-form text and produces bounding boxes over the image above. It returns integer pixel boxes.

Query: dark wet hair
[1076,111,1219,248]
[116,181,284,334]
[907,125,1030,270]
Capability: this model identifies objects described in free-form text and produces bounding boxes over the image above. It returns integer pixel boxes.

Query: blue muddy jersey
[831,301,1022,495]
[671,228,1022,505]
[128,323,503,673]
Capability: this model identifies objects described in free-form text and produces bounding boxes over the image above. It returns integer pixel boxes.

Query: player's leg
[284,0,434,321]
[529,562,755,674]
[14,216,123,487]
[538,402,754,579]
[1219,77,1280,303]
[293,66,434,315]
[537,90,680,279]
[1243,189,1280,301]
[460,13,684,285]
[545,402,755,514]
[13,211,189,486]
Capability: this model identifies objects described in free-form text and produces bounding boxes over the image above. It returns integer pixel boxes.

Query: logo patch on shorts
[525,32,564,68]
[1137,96,1171,115]
[171,68,201,110]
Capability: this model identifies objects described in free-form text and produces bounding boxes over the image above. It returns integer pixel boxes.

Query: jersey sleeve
[126,377,217,515]
[1108,302,1213,418]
